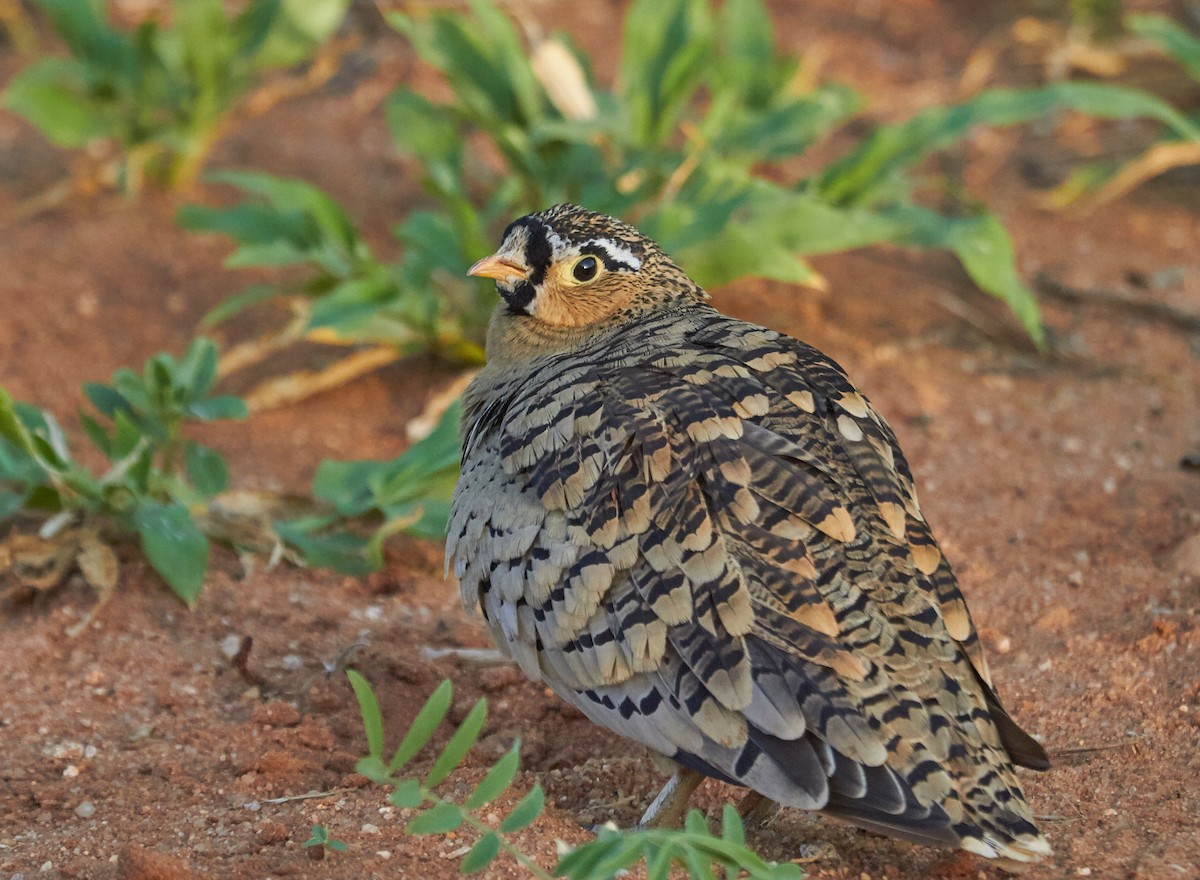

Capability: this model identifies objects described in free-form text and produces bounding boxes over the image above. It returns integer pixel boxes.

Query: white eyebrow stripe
[589,238,642,270]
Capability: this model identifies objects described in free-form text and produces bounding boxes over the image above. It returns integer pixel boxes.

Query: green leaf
[26,405,77,472]
[187,395,248,422]
[256,0,350,68]
[720,803,745,846]
[205,170,365,256]
[355,754,390,784]
[83,383,133,420]
[681,845,718,880]
[387,90,462,165]
[389,679,454,772]
[0,388,37,455]
[425,697,488,787]
[1,59,113,147]
[498,784,543,833]
[391,1,543,144]
[200,283,279,327]
[78,413,111,459]
[645,843,674,880]
[147,354,175,400]
[178,202,316,256]
[390,778,423,808]
[888,204,1044,345]
[311,399,463,521]
[184,442,229,496]
[232,0,282,59]
[705,84,861,161]
[274,521,377,574]
[133,501,209,605]
[37,0,130,70]
[176,338,219,398]
[346,669,385,758]
[819,82,1200,207]
[406,801,463,835]
[1128,14,1200,83]
[305,276,402,334]
[619,0,712,148]
[555,834,642,879]
[459,831,500,874]
[713,0,789,105]
[465,742,520,809]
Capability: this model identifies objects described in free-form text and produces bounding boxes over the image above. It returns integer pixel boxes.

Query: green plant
[381,0,1200,346]
[177,171,490,387]
[277,398,462,574]
[184,0,1199,376]
[0,338,247,605]
[2,0,350,192]
[348,671,802,879]
[302,824,347,857]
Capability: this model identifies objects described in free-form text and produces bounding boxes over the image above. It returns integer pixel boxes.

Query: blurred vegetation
[1042,12,1200,209]
[188,0,1199,389]
[1,0,350,192]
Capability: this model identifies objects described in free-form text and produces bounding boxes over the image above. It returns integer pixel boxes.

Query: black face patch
[501,217,553,287]
[496,217,555,314]
[504,280,537,315]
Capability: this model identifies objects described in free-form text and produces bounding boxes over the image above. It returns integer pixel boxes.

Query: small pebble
[361,823,380,834]
[220,635,242,659]
[74,801,96,819]
[63,765,79,779]
[244,801,261,812]
[281,655,304,671]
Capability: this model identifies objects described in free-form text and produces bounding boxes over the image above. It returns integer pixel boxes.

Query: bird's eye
[572,256,599,283]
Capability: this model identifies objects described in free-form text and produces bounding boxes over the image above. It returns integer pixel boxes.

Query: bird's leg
[637,767,705,828]
[736,790,780,828]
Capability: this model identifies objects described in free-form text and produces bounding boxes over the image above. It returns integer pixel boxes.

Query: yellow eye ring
[570,255,600,283]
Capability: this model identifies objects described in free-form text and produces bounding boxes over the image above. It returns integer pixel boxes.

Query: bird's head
[468,204,702,329]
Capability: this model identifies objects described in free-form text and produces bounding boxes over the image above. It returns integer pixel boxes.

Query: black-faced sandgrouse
[447,204,1051,867]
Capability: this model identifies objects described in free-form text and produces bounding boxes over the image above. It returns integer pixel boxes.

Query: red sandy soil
[1,2,1198,879]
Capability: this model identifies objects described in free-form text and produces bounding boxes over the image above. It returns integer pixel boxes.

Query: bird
[446,203,1051,868]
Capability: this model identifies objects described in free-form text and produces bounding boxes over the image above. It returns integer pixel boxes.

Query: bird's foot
[735,790,781,828]
[637,767,706,828]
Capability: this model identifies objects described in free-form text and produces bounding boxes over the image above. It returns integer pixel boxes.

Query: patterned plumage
[447,204,1051,866]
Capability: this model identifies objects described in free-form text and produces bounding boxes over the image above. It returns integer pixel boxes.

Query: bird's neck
[483,307,615,363]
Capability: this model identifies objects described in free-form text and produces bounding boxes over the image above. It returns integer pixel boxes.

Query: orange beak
[467,254,528,282]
